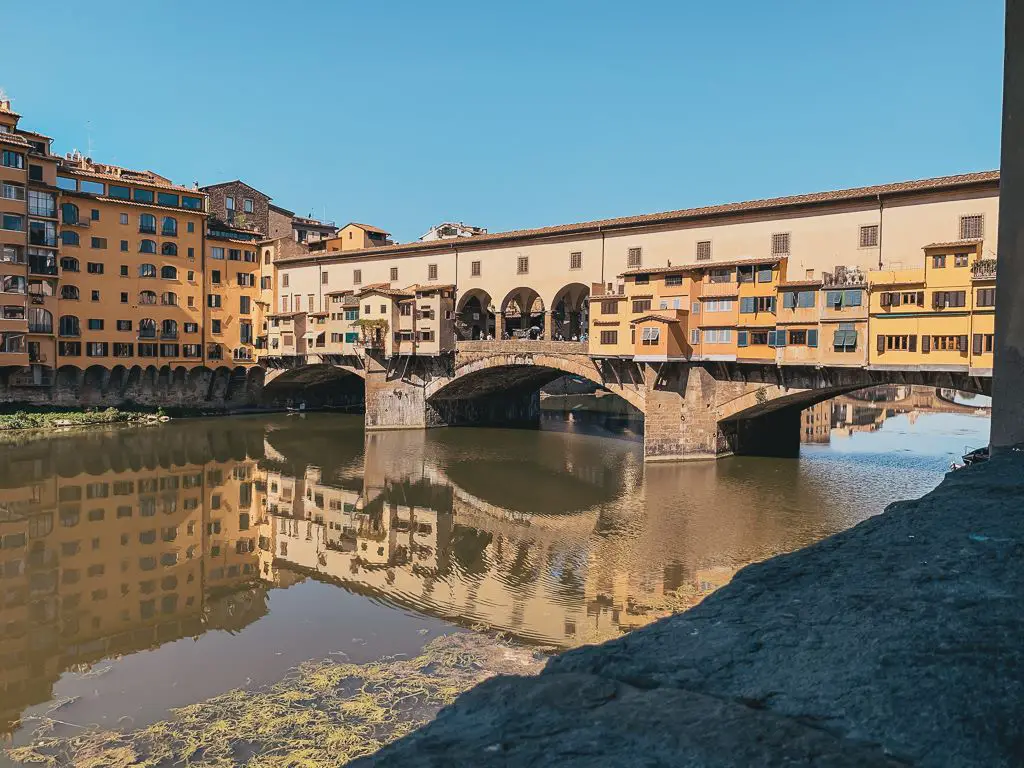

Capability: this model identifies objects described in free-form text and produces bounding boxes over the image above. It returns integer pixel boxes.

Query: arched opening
[262,364,366,410]
[60,203,79,225]
[455,288,495,340]
[161,265,177,279]
[161,216,177,236]
[60,285,79,300]
[161,242,178,256]
[550,282,590,341]
[500,287,544,339]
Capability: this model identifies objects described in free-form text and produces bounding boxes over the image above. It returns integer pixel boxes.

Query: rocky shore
[358,449,1024,766]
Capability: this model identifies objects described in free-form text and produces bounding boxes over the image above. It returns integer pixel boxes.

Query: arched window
[139,318,156,338]
[139,290,157,305]
[60,285,80,300]
[28,308,52,333]
[160,265,177,280]
[61,231,80,247]
[161,242,178,256]
[139,213,156,234]
[61,203,79,225]
[161,319,177,338]
[59,315,80,337]
[59,256,79,272]
[161,216,177,236]
[161,292,177,306]
[139,263,156,278]
[139,240,157,254]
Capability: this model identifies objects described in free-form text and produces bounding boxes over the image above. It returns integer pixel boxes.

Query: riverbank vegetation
[0,407,162,431]
[6,634,543,768]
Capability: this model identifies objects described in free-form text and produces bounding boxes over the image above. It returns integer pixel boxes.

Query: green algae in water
[8,634,544,767]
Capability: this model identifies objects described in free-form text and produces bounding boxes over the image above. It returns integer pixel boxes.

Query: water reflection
[0,391,989,741]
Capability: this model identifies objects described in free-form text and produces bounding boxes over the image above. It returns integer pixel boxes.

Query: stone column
[992,0,1024,452]
[643,363,731,461]
[544,310,555,340]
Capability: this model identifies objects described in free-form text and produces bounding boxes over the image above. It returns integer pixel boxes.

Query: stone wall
[0,365,264,410]
[203,182,271,235]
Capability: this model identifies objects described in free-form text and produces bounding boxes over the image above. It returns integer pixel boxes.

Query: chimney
[0,100,11,113]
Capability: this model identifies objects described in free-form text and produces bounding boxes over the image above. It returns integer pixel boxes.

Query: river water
[0,389,990,760]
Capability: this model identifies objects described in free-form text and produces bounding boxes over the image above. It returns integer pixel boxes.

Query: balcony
[971,259,996,280]
[28,258,58,276]
[701,281,740,298]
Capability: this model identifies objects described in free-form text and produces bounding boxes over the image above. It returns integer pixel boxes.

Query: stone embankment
[358,450,1024,766]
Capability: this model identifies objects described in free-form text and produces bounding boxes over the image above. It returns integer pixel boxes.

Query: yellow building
[203,225,263,365]
[869,239,995,375]
[55,155,208,368]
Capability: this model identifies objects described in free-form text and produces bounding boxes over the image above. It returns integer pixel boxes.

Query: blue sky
[2,1,1005,242]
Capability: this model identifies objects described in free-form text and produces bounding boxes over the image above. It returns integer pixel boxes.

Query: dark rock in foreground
[355,450,1024,766]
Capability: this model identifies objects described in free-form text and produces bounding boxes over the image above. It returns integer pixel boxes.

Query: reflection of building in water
[800,401,832,443]
[0,453,269,735]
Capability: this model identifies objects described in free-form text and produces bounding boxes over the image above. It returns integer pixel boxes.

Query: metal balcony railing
[971,259,997,280]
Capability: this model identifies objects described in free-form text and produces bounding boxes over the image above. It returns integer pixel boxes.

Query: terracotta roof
[922,239,983,249]
[779,279,823,288]
[0,132,30,148]
[267,312,304,319]
[308,311,329,317]
[630,312,685,324]
[622,255,782,276]
[324,289,355,297]
[346,222,390,235]
[278,170,999,265]
[60,161,202,194]
[62,192,207,216]
[410,283,456,293]
[357,283,412,298]
[587,293,628,301]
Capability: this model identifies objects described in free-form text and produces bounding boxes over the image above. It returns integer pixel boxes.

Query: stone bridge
[263,340,990,462]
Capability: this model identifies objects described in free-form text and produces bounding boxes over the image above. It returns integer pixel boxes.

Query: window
[973,333,995,355]
[859,224,879,248]
[139,290,157,305]
[704,298,734,312]
[86,342,108,357]
[600,300,618,315]
[695,240,711,261]
[932,290,966,309]
[90,237,107,250]
[61,285,80,300]
[120,292,129,303]
[161,319,177,338]
[737,265,754,284]
[61,230,79,246]
[878,334,916,352]
[632,299,652,313]
[703,328,732,344]
[1,182,24,201]
[709,268,731,284]
[183,344,201,357]
[634,274,649,285]
[139,213,156,233]
[960,214,984,240]
[157,191,179,207]
[471,260,481,277]
[26,190,53,215]
[184,322,198,333]
[187,222,195,234]
[134,188,154,204]
[87,262,104,274]
[182,195,202,210]
[161,292,177,306]
[308,294,314,311]
[977,287,996,307]
[665,274,683,287]
[932,254,946,269]
[428,263,438,280]
[117,320,132,331]
[29,164,43,181]
[352,269,361,284]
[59,341,81,356]
[120,240,129,252]
[211,246,225,260]
[159,343,179,357]
[954,253,969,267]
[517,256,529,274]
[106,185,129,200]
[2,150,25,169]
[162,242,177,256]
[690,328,700,344]
[161,266,177,280]
[138,342,157,357]
[237,272,255,287]
[599,330,618,345]
[141,320,158,340]
[210,269,221,285]
[569,251,582,270]
[771,232,790,255]
[756,265,774,283]
[1,275,27,293]
[60,256,80,272]
[739,296,774,313]
[243,197,254,213]
[87,319,104,330]
[139,239,157,254]
[228,249,241,261]
[782,290,816,309]
[208,294,222,309]
[641,327,661,345]
[1,214,24,231]
[788,330,807,345]
[240,296,251,315]
[139,263,156,278]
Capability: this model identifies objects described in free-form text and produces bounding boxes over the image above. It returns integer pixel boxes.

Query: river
[0,387,990,764]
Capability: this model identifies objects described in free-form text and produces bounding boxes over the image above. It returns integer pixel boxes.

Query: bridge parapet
[456,340,589,358]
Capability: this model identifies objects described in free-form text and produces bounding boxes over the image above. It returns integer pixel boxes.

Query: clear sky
[1,0,1005,242]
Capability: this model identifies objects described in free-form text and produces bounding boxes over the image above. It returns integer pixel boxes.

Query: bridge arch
[425,350,646,414]
[499,287,545,338]
[456,288,495,340]
[262,363,366,409]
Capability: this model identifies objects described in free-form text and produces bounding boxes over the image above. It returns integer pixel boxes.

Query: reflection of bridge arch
[425,350,646,413]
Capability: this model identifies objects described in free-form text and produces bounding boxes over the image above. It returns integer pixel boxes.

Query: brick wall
[204,182,271,236]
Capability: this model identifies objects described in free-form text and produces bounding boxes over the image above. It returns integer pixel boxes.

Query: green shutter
[775,329,786,347]
[807,329,818,347]
[737,330,748,347]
